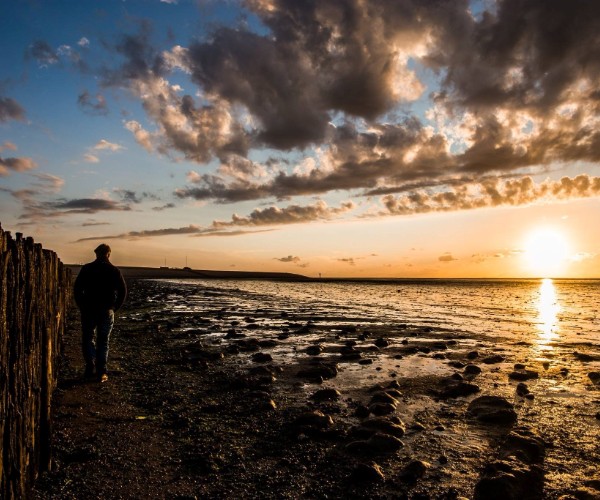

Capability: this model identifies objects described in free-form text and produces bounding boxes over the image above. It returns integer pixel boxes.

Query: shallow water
[155,277,599,344]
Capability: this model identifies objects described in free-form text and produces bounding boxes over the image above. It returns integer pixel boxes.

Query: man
[74,244,127,382]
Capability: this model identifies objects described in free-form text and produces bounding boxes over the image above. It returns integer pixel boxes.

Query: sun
[523,228,570,277]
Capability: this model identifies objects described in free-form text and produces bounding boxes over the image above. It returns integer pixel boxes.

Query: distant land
[66,265,311,281]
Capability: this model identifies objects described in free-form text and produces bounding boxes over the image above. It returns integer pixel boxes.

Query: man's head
[94,243,111,259]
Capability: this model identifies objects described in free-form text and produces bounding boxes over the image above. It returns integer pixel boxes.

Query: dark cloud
[28,40,59,66]
[212,200,354,228]
[337,257,356,266]
[0,96,26,122]
[0,156,38,176]
[439,253,458,262]
[379,174,600,216]
[23,198,132,221]
[275,255,301,263]
[78,91,108,115]
[88,1,600,211]
[152,203,176,211]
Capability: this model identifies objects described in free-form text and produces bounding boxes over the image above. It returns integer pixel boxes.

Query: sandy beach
[33,278,600,499]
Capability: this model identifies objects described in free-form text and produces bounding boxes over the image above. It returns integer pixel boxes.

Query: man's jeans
[81,309,114,374]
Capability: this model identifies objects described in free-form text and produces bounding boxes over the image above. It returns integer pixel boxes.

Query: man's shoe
[98,373,109,383]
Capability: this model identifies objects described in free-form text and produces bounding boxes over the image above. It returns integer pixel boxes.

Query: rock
[467,396,517,425]
[467,351,479,360]
[449,361,466,368]
[355,405,370,418]
[252,352,273,363]
[346,433,404,455]
[358,359,373,365]
[350,462,385,483]
[370,392,398,406]
[258,339,278,348]
[400,460,430,481]
[359,417,406,437]
[438,380,480,398]
[311,388,341,402]
[297,363,338,380]
[305,345,322,356]
[482,355,505,364]
[509,370,539,381]
[225,329,245,339]
[588,372,600,385]
[502,429,546,463]
[464,364,482,376]
[293,410,333,429]
[474,458,543,500]
[369,403,396,416]
[516,383,530,396]
[574,351,597,362]
[514,363,526,370]
[375,338,389,348]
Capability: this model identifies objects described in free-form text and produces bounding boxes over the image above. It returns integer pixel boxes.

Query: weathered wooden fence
[0,224,71,499]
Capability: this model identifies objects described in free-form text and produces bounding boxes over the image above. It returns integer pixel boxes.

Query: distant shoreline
[65,265,598,282]
[66,264,312,281]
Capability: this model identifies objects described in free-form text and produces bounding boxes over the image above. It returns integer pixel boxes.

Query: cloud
[211,200,355,228]
[439,253,457,262]
[22,198,132,221]
[93,139,123,152]
[379,175,600,217]
[275,255,301,263]
[78,91,108,115]
[84,154,100,163]
[0,97,26,122]
[78,37,90,47]
[0,156,38,177]
[337,257,356,266]
[152,203,176,211]
[31,173,64,192]
[28,40,59,66]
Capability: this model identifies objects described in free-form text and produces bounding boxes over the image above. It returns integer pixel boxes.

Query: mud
[33,279,600,499]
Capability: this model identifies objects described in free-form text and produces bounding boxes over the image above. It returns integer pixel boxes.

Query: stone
[252,352,273,363]
[400,460,430,481]
[305,345,322,356]
[350,462,385,483]
[346,433,404,455]
[375,338,389,348]
[359,417,406,438]
[588,372,600,385]
[311,388,341,402]
[464,364,482,375]
[369,403,396,416]
[516,383,529,396]
[467,351,479,360]
[297,363,338,380]
[514,363,526,370]
[482,355,505,364]
[438,380,480,398]
[293,410,333,429]
[370,392,398,406]
[508,370,539,381]
[502,429,546,463]
[467,396,517,425]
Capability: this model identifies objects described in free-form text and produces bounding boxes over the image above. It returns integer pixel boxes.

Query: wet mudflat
[33,279,600,499]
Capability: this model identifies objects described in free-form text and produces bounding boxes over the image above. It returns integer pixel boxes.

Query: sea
[155,278,599,348]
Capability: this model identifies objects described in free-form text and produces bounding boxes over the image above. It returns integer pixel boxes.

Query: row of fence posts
[0,224,71,499]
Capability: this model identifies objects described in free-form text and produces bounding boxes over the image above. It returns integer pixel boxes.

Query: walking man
[74,244,127,382]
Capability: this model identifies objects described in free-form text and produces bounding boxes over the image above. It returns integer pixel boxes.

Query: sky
[1,0,600,278]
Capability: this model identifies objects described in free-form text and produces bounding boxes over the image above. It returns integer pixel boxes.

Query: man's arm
[73,266,87,309]
[114,270,127,311]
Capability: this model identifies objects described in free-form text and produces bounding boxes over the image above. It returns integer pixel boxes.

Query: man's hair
[94,243,111,258]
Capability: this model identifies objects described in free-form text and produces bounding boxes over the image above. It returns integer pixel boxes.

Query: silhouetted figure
[74,244,126,382]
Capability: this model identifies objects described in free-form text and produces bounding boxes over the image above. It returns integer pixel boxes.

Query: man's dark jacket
[74,259,127,313]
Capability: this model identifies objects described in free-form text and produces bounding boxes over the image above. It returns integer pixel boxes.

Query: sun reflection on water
[536,278,561,350]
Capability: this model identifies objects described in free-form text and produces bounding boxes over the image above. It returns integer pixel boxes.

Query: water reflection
[536,278,560,350]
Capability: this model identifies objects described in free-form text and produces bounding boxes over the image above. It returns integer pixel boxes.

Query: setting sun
[523,228,570,277]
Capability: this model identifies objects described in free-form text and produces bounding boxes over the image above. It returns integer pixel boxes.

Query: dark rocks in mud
[370,391,399,406]
[297,363,338,381]
[437,378,480,399]
[225,329,245,339]
[467,395,517,425]
[508,369,539,381]
[369,403,396,416]
[346,433,404,456]
[358,417,406,438]
[473,459,543,500]
[305,345,322,356]
[292,410,333,430]
[516,382,530,397]
[311,388,341,402]
[359,359,373,365]
[349,462,385,483]
[502,429,546,464]
[251,352,273,363]
[374,338,389,348]
[574,351,597,362]
[464,364,482,376]
[234,338,261,352]
[467,350,479,359]
[399,460,430,482]
[588,372,600,385]
[482,354,505,364]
